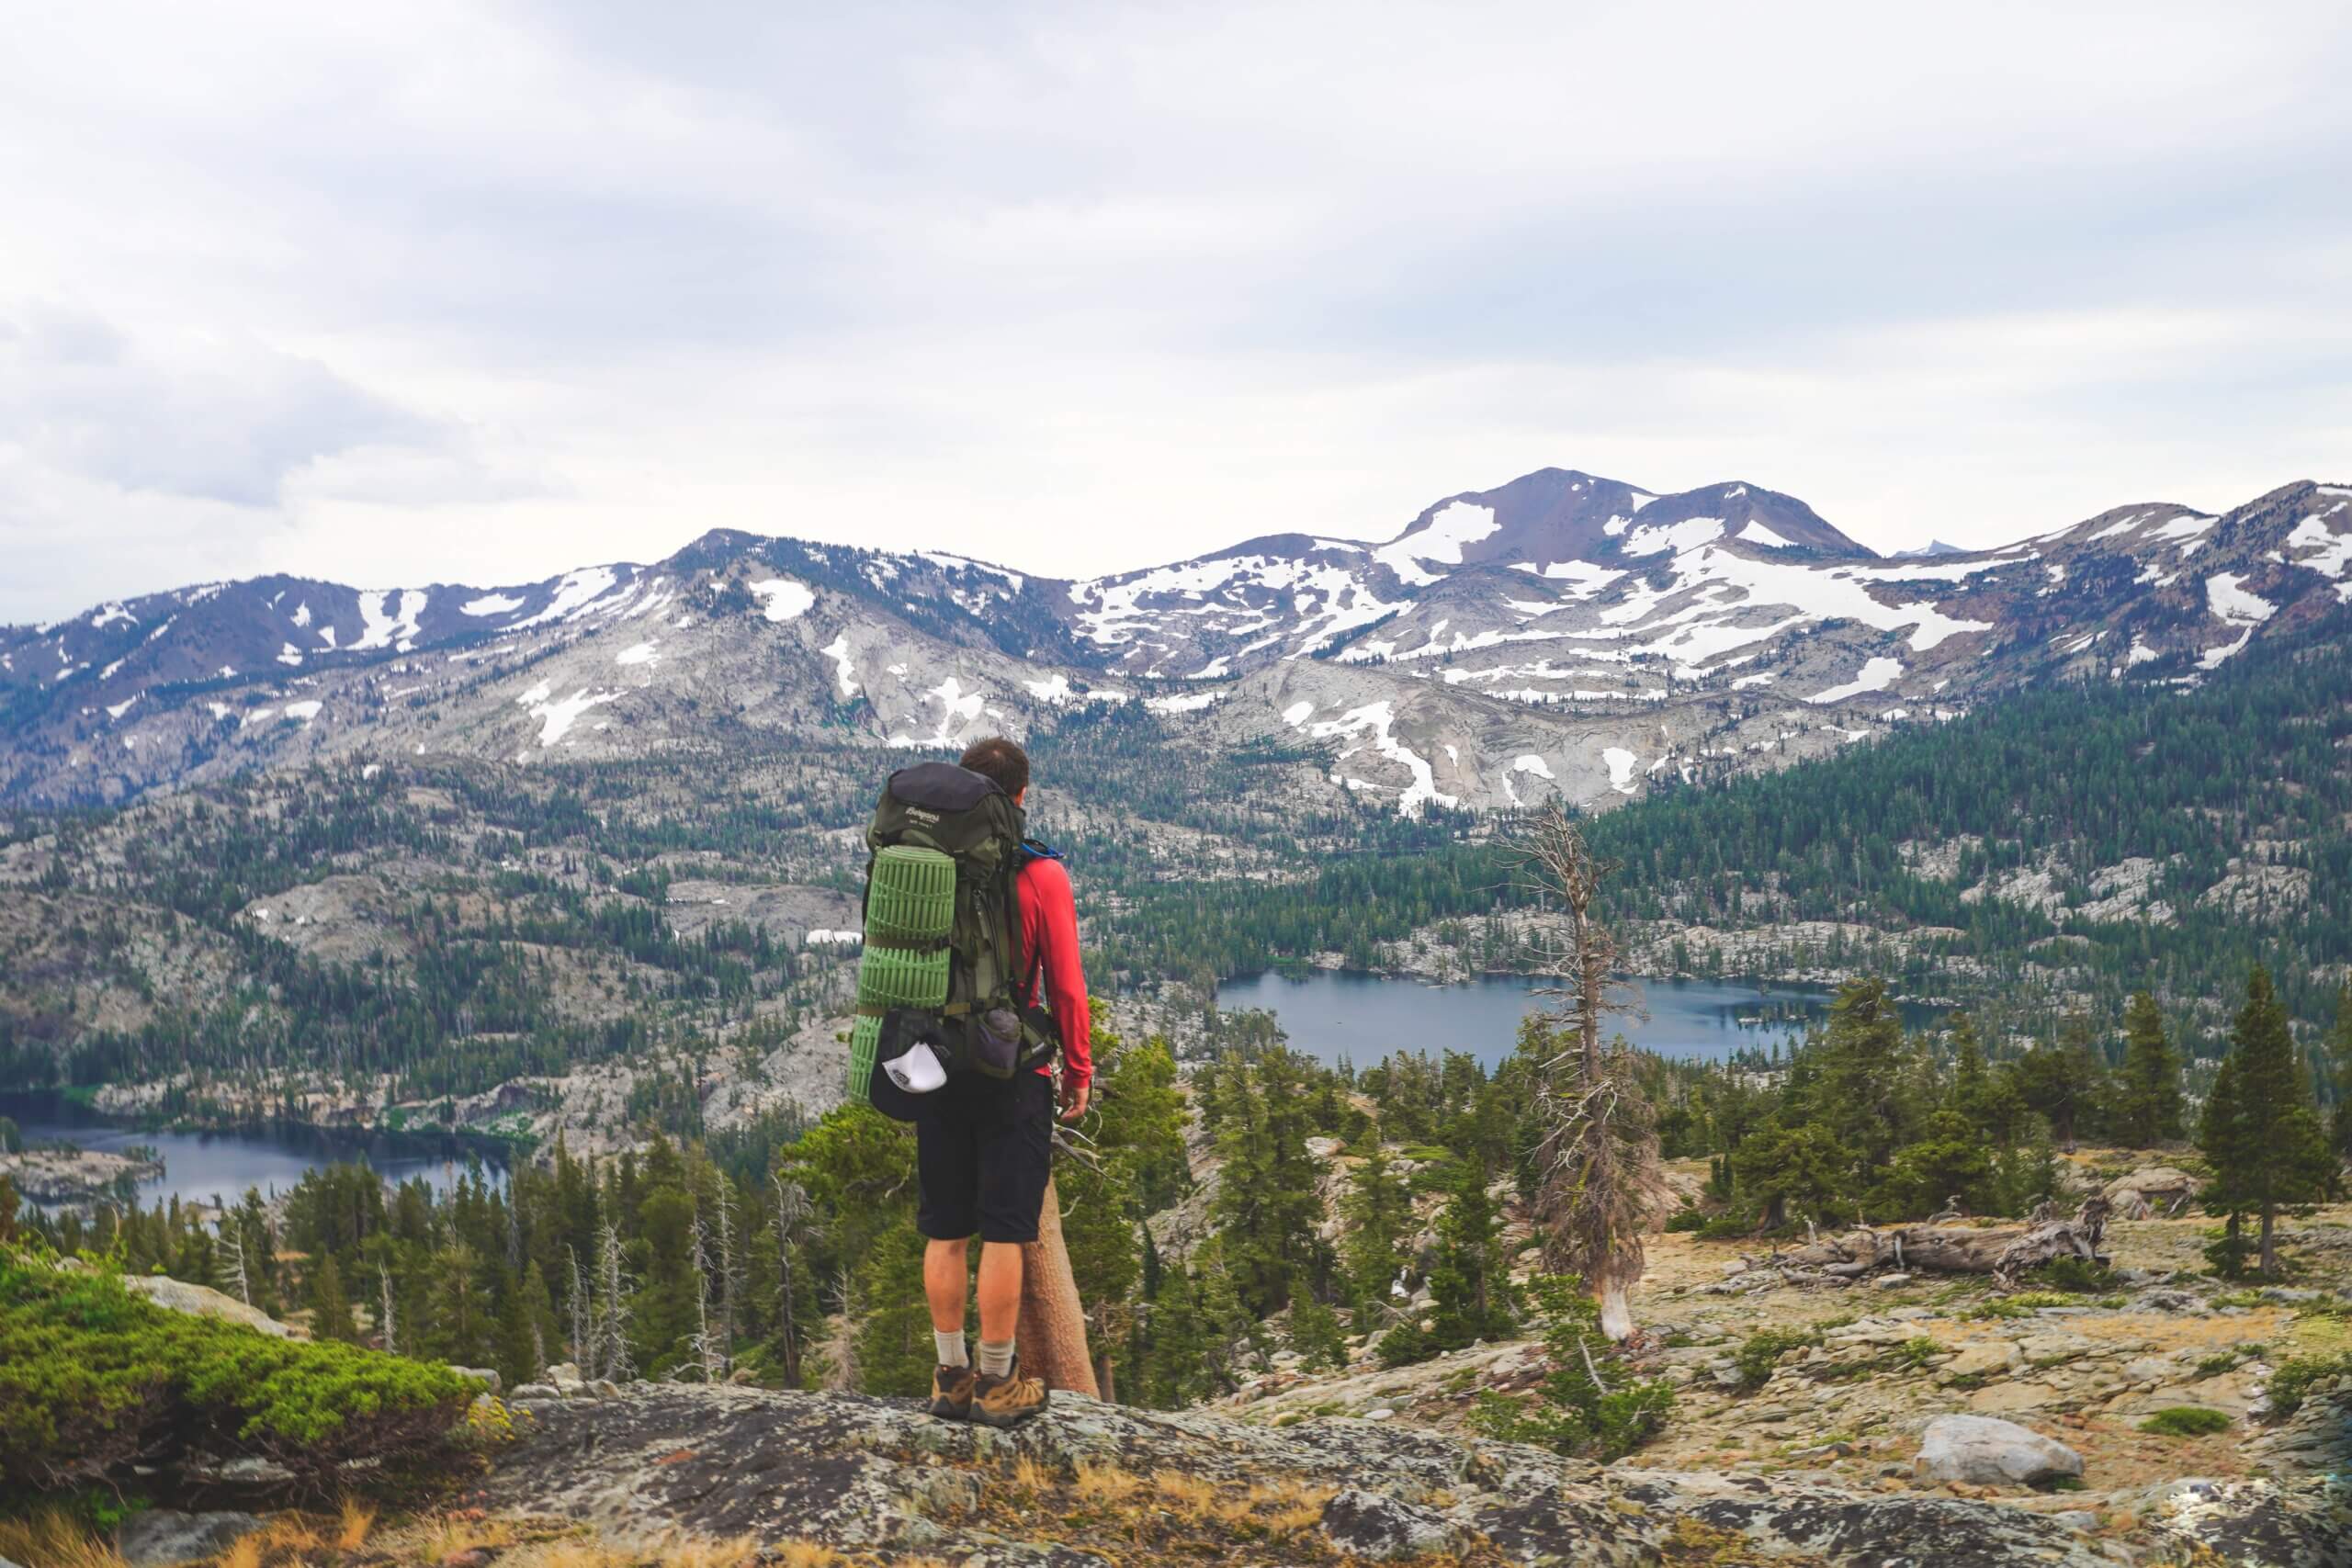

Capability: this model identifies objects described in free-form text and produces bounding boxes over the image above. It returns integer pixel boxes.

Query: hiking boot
[971,1358,1049,1427]
[928,1362,978,1420]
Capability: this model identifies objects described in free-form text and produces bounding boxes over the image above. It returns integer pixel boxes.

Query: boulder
[1942,1341,2024,1381]
[119,1276,294,1338]
[449,1365,503,1393]
[117,1511,262,1568]
[1915,1415,2085,1486]
[2101,1167,2199,1218]
[1317,1487,1464,1561]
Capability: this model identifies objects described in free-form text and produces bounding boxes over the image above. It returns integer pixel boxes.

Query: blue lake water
[0,1090,507,1211]
[1213,971,1893,1068]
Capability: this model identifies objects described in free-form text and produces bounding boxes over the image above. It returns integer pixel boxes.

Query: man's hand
[1058,1074,1091,1122]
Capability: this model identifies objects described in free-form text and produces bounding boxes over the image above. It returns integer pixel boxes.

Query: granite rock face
[479,1382,2143,1566]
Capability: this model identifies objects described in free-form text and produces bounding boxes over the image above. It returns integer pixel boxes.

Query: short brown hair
[958,736,1030,796]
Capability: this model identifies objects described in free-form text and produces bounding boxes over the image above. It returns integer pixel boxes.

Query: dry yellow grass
[1011,1454,1057,1495]
[0,1511,131,1568]
[659,1533,763,1568]
[1073,1459,1143,1507]
[491,1533,622,1568]
[216,1534,265,1568]
[1150,1469,1217,1516]
[773,1543,842,1568]
[335,1496,379,1551]
[406,1513,520,1565]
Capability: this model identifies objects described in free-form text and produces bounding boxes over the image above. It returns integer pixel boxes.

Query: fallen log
[1759,1198,2110,1290]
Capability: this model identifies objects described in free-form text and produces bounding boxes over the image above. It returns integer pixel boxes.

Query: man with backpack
[888,736,1091,1427]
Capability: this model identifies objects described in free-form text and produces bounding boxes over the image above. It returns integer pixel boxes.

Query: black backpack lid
[887,761,1003,813]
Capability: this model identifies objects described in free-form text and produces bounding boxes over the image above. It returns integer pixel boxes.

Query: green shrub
[1466,1275,1673,1460]
[2267,1352,2352,1418]
[2033,1256,2117,1293]
[1664,1209,1710,1234]
[0,1247,473,1495]
[1694,1213,1758,1241]
[2138,1407,2232,1437]
[1733,1326,1821,1391]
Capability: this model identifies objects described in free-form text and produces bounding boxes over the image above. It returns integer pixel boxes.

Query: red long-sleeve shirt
[1015,855,1091,1085]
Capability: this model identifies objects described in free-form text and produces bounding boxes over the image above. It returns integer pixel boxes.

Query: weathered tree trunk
[1764,1198,2111,1288]
[1018,1175,1100,1396]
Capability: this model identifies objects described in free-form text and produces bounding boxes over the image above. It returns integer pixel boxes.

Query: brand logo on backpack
[906,807,941,825]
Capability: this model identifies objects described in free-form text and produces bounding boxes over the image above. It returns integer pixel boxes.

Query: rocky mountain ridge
[5,469,2346,816]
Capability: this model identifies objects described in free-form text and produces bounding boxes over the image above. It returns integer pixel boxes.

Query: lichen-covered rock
[116,1511,262,1568]
[1913,1415,2083,1485]
[1317,1487,1464,1560]
[474,1382,2123,1566]
[2143,1475,2352,1566]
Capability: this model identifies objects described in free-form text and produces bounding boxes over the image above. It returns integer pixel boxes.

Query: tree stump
[1018,1174,1099,1396]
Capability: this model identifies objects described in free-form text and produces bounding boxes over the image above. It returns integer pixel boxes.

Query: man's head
[958,736,1030,805]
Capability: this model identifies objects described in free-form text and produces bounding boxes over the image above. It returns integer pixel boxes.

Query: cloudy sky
[4,2,2348,620]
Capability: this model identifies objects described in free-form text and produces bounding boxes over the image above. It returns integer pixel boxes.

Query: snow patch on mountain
[1809,656,1905,705]
[511,568,620,629]
[1512,754,1555,779]
[2204,572,2275,627]
[1624,516,1724,557]
[531,688,622,745]
[1372,502,1499,586]
[1306,700,1454,818]
[1145,690,1221,715]
[353,589,427,652]
[616,642,660,667]
[1601,747,1638,793]
[750,579,815,623]
[823,636,860,698]
[463,592,526,616]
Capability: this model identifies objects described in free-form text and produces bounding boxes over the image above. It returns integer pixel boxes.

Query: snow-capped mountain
[3,468,2346,815]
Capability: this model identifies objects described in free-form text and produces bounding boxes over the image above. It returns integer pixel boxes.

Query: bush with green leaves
[1468,1275,1672,1460]
[2138,1406,2232,1437]
[0,1246,474,1495]
[1733,1325,1823,1390]
[2266,1351,2352,1419]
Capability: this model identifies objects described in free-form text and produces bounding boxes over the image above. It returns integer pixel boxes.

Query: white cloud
[1,0,2348,620]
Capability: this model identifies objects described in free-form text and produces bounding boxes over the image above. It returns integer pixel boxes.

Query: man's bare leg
[924,1236,969,1332]
[976,1239,1023,1345]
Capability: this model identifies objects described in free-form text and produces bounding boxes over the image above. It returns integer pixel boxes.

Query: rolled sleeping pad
[848,845,957,1103]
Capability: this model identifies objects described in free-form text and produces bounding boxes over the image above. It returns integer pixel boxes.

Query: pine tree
[309,1251,357,1343]
[1421,1158,1515,1356]
[2201,966,2335,1277]
[1731,1121,1849,1230]
[1287,1290,1349,1371]
[2115,991,2185,1145]
[2327,984,2352,1159]
[1340,1146,1415,1316]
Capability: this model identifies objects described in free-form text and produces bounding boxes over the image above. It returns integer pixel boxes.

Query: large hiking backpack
[848,761,1057,1113]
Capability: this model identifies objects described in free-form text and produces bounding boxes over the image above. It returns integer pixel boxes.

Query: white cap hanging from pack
[884,1039,948,1095]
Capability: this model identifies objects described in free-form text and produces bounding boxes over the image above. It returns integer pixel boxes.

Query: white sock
[934,1329,968,1368]
[978,1337,1015,1378]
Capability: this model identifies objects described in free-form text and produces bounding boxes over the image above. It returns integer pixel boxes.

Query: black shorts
[914,1070,1055,1245]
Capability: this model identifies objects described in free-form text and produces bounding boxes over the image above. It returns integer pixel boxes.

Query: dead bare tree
[222,1231,252,1308]
[1516,802,1662,1341]
[568,1244,594,1379]
[710,1177,740,1379]
[378,1262,398,1357]
[594,1223,636,1383]
[772,1175,820,1389]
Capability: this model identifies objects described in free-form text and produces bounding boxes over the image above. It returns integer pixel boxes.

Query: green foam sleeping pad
[865,844,956,947]
[849,846,956,1104]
